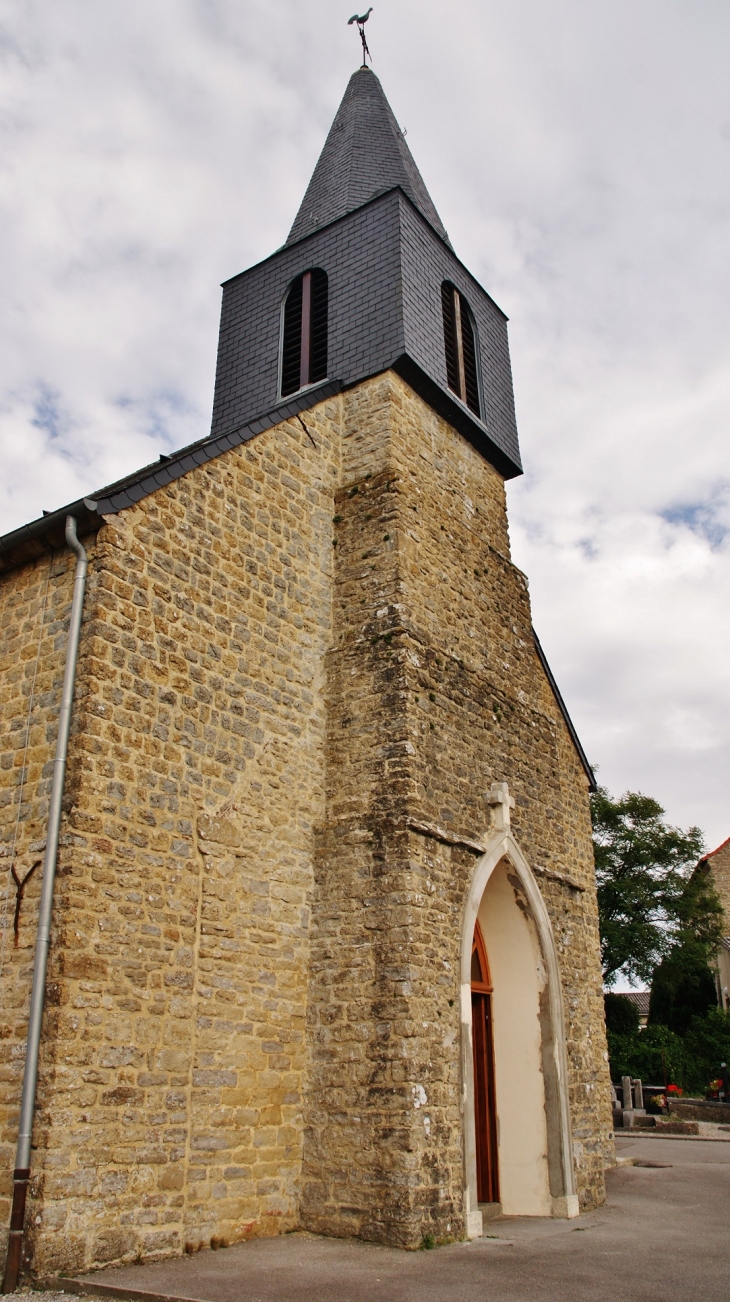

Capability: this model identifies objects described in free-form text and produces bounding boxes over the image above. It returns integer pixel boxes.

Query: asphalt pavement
[59,1136,729,1302]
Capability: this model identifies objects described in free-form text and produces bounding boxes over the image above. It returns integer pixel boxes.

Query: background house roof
[623,991,651,1015]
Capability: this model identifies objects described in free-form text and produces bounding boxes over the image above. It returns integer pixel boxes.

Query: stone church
[0,66,612,1281]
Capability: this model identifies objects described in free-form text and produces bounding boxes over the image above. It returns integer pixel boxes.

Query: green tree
[604,992,639,1036]
[685,1007,730,1089]
[649,950,717,1034]
[605,1010,730,1095]
[591,786,705,986]
[648,863,724,1034]
[605,1021,686,1087]
[674,860,726,955]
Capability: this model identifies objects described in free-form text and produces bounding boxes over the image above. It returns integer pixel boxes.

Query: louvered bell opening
[459,295,481,417]
[281,275,304,397]
[309,269,328,385]
[441,281,460,395]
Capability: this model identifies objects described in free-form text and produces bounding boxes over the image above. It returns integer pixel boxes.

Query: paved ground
[51,1137,729,1302]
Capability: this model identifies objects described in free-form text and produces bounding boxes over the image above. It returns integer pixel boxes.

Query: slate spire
[286,66,450,247]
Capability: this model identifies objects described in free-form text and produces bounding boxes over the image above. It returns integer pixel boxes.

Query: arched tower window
[281,269,328,397]
[441,281,481,417]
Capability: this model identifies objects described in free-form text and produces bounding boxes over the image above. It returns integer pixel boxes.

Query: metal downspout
[2,517,87,1293]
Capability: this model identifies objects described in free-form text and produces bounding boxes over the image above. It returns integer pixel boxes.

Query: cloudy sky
[1,0,728,855]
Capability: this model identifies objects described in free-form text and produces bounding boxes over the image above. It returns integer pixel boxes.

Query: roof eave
[0,379,344,573]
[0,498,103,574]
[391,354,521,480]
[532,630,596,792]
[0,349,524,573]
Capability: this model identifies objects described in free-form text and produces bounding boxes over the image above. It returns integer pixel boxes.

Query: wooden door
[471,922,499,1204]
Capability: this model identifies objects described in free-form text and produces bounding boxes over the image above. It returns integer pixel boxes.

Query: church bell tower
[210,66,522,483]
[206,65,609,1245]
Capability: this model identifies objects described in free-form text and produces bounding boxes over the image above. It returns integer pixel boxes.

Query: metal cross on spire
[347,8,373,66]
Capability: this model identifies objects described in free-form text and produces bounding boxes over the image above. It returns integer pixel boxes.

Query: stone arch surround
[460,823,579,1236]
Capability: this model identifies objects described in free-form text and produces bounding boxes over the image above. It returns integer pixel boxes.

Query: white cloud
[0,0,729,845]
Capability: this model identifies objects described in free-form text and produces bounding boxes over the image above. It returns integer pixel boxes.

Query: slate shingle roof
[286,66,450,247]
[623,991,651,1016]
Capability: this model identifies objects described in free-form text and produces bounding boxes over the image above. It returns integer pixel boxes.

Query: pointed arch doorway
[461,792,579,1235]
[471,922,499,1205]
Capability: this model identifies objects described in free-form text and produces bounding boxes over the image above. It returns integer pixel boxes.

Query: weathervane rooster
[348,8,373,65]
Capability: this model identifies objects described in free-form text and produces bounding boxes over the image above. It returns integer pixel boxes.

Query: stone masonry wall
[302,373,612,1248]
[707,841,730,921]
[0,399,341,1279]
[0,371,611,1277]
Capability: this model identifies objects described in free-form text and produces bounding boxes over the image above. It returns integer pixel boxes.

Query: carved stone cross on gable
[488,781,515,833]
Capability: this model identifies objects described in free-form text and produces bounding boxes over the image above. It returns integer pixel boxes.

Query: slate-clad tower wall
[210,194,406,442]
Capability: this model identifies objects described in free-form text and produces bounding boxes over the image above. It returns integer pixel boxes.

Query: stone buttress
[302,374,611,1248]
